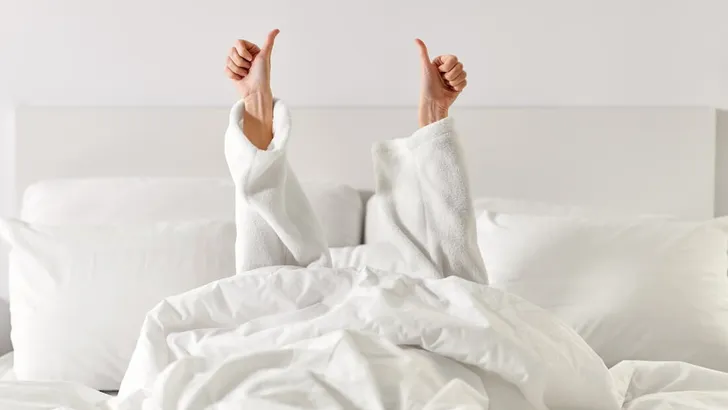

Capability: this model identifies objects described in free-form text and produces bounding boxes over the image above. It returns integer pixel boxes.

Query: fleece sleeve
[224,99,331,272]
[368,117,487,283]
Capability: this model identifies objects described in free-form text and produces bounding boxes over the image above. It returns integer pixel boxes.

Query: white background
[2,0,728,209]
[2,0,728,207]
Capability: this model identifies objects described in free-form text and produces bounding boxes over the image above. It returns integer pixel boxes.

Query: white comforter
[1,101,727,409]
[2,267,728,409]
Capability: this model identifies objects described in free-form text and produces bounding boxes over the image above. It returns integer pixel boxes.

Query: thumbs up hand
[224,29,280,150]
[225,29,280,100]
[414,38,468,127]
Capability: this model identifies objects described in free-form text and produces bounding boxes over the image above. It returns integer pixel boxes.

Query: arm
[224,30,330,272]
[367,39,486,283]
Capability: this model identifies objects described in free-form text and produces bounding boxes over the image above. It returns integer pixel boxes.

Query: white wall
[2,0,728,107]
[2,0,727,202]
[0,2,725,210]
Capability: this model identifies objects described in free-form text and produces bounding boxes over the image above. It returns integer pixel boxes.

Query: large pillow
[21,178,364,247]
[473,197,675,219]
[477,212,728,372]
[0,219,236,390]
[329,243,407,273]
[365,194,669,244]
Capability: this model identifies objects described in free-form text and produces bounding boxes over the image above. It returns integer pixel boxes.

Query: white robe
[224,99,487,283]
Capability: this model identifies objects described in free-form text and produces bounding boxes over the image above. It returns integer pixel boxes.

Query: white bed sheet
[0,352,14,381]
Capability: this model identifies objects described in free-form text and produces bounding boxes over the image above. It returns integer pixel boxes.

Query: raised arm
[367,39,486,283]
[224,30,330,272]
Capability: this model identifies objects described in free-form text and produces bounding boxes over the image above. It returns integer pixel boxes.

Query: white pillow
[477,212,728,372]
[21,178,364,247]
[0,219,236,390]
[365,194,669,244]
[330,243,407,273]
[473,197,674,218]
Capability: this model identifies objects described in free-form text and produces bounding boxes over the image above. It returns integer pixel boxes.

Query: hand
[225,29,280,100]
[224,29,280,150]
[414,38,468,127]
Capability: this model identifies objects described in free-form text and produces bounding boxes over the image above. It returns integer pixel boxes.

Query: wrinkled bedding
[1,267,728,409]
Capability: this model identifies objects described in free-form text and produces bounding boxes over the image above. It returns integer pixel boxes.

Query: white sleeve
[224,99,331,272]
[368,117,487,283]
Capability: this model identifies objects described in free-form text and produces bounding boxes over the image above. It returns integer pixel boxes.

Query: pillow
[330,243,407,273]
[473,197,675,219]
[20,178,364,247]
[473,197,603,217]
[365,194,670,245]
[477,212,728,372]
[0,219,236,390]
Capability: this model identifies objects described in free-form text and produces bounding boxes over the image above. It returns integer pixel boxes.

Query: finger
[414,38,431,67]
[234,40,255,61]
[451,79,467,92]
[261,29,280,56]
[447,70,467,85]
[443,62,464,81]
[229,48,251,69]
[434,55,459,72]
[226,58,248,76]
[224,66,243,81]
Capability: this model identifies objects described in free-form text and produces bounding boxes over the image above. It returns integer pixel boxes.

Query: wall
[3,0,728,107]
[2,0,728,203]
[717,110,728,216]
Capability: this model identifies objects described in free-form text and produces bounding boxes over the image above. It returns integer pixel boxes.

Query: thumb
[414,38,432,68]
[261,29,280,57]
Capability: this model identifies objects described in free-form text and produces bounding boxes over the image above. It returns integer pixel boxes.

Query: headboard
[14,105,719,218]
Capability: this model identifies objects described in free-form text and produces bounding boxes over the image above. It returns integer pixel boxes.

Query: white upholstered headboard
[14,105,721,218]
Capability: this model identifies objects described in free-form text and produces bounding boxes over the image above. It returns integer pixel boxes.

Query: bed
[1,104,728,409]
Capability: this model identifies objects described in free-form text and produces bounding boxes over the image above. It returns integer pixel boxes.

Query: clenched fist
[415,38,468,127]
[225,29,280,100]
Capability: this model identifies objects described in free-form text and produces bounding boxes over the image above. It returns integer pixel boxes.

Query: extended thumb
[262,29,280,56]
[415,38,431,66]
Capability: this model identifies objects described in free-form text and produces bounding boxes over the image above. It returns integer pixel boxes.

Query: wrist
[242,91,274,150]
[418,100,449,128]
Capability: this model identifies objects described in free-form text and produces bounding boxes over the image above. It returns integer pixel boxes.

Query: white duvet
[2,268,728,410]
[1,100,727,409]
